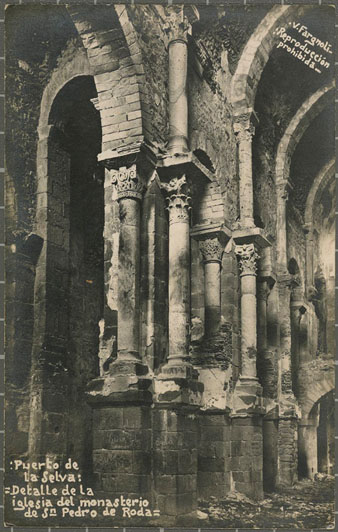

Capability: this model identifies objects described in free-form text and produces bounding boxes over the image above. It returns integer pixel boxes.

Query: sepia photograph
[4,3,335,529]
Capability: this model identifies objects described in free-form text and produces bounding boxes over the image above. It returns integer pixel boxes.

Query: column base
[232,376,264,415]
[154,365,203,406]
[158,362,199,380]
[86,360,151,400]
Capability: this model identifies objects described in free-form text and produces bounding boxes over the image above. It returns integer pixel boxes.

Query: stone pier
[86,154,153,507]
[230,229,270,501]
[275,180,300,486]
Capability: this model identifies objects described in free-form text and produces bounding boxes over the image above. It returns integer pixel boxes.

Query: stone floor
[198,475,334,529]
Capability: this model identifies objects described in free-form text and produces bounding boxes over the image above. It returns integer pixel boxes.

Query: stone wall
[127,5,169,146]
[198,412,231,499]
[230,416,263,500]
[189,69,238,224]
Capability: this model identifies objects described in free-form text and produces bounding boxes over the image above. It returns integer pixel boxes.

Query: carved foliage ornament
[200,238,224,263]
[161,175,191,224]
[233,114,255,144]
[162,5,199,42]
[235,243,259,276]
[111,164,145,200]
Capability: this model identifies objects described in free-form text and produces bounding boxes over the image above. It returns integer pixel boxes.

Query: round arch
[304,159,335,228]
[66,4,146,157]
[230,5,310,116]
[300,366,334,422]
[275,82,334,186]
[38,47,91,137]
[30,58,103,463]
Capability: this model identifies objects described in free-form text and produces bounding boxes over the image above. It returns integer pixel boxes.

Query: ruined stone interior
[5,3,335,527]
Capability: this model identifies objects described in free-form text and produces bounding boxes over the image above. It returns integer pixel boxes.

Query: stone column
[111,163,145,365]
[276,181,290,273]
[257,280,269,353]
[303,223,314,298]
[257,247,277,399]
[234,115,256,228]
[278,275,293,396]
[276,222,300,493]
[168,40,188,154]
[163,6,199,154]
[298,411,319,479]
[160,175,192,374]
[86,163,153,508]
[199,237,224,337]
[154,176,203,525]
[235,243,260,379]
[290,286,307,391]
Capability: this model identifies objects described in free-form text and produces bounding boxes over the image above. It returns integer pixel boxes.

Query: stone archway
[275,83,334,187]
[29,60,103,468]
[298,368,335,480]
[230,5,310,117]
[66,5,146,158]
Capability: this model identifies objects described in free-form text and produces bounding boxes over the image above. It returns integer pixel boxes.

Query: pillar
[263,416,278,491]
[303,223,314,298]
[168,40,188,154]
[160,175,192,373]
[235,243,260,379]
[277,275,300,487]
[154,175,203,524]
[234,115,257,228]
[257,279,277,398]
[199,237,224,337]
[164,6,199,154]
[87,162,153,508]
[276,181,296,398]
[111,164,144,362]
[298,411,319,479]
[290,287,307,392]
[257,280,269,353]
[276,181,290,273]
[231,242,264,500]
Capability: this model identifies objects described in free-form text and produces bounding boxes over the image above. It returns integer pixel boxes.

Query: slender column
[111,164,145,362]
[161,175,191,367]
[168,40,188,153]
[278,276,293,395]
[257,281,269,352]
[290,285,308,396]
[257,246,277,398]
[276,181,290,273]
[298,414,319,479]
[303,223,314,297]
[276,181,295,397]
[199,237,224,337]
[234,116,256,227]
[235,243,260,378]
[163,6,199,154]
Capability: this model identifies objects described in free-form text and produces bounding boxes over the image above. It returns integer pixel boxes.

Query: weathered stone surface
[5,3,334,528]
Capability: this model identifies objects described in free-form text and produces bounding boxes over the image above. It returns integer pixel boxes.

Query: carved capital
[233,114,255,144]
[161,5,199,43]
[161,175,191,224]
[199,237,224,264]
[110,164,145,201]
[235,243,259,276]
